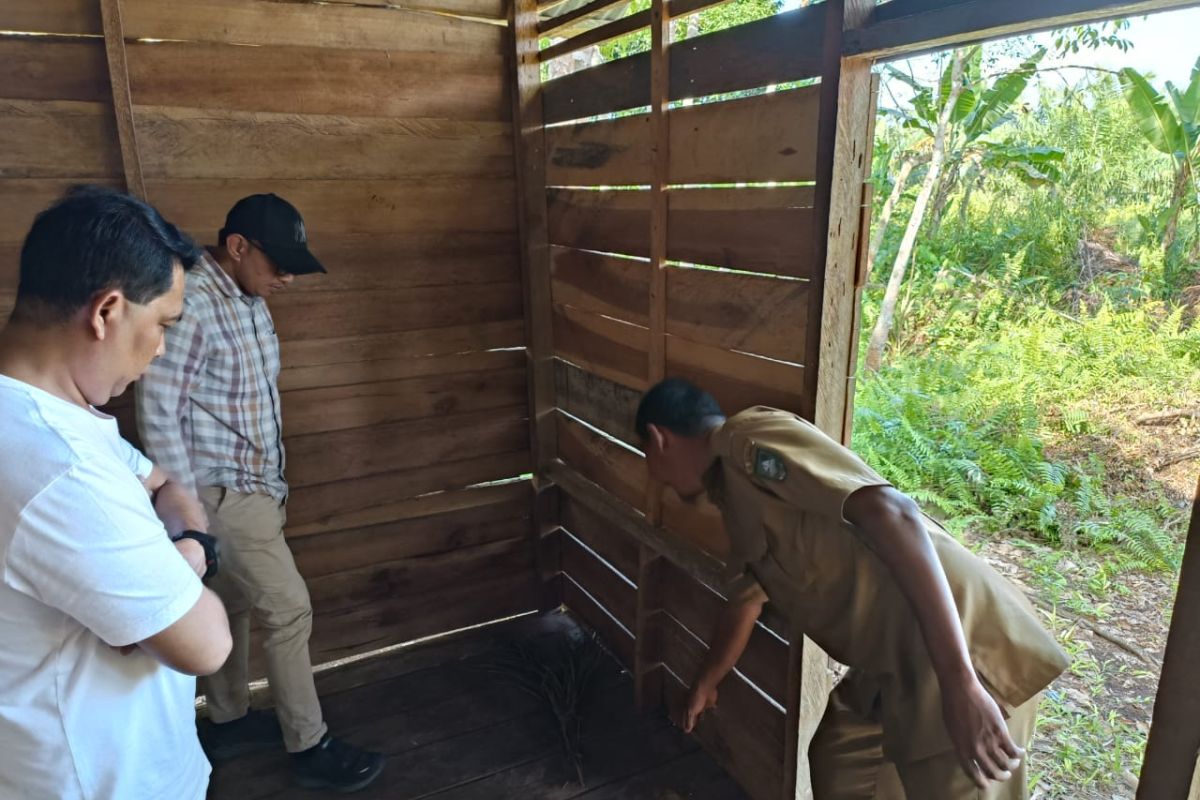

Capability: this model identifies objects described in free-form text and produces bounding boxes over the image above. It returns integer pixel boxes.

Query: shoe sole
[292,761,385,794]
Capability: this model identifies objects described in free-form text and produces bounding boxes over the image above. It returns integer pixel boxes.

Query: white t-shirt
[0,374,210,800]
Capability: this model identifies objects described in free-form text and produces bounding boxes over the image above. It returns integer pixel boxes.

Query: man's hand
[174,537,208,579]
[683,680,719,733]
[942,676,1023,788]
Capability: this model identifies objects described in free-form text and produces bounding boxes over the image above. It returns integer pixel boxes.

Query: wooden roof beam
[845,0,1200,60]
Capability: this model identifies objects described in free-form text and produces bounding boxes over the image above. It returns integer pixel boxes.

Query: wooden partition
[512,1,878,797]
[0,0,539,673]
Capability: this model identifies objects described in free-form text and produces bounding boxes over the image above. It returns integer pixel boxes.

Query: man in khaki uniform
[635,379,1069,799]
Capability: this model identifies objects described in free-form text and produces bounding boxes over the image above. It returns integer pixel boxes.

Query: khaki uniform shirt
[705,407,1069,763]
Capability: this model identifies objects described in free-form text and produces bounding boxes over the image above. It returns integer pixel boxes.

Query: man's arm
[683,581,767,733]
[142,464,208,537]
[136,306,205,493]
[138,586,231,676]
[844,485,1023,788]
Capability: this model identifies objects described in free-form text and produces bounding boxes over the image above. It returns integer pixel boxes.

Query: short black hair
[15,185,201,322]
[635,378,725,441]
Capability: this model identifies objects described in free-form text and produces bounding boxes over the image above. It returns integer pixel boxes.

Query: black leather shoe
[198,709,283,761]
[291,733,385,793]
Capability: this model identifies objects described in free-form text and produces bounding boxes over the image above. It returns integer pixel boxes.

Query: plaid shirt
[136,250,288,502]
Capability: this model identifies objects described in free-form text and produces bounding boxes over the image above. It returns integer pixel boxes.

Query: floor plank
[206,612,748,800]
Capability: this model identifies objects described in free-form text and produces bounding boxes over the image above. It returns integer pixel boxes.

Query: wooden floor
[207,612,749,800]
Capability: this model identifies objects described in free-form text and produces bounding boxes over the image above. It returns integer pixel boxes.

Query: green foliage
[853,268,1195,572]
[595,0,783,63]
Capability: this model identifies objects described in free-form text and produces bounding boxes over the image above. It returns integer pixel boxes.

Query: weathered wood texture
[1138,478,1200,799]
[0,0,534,673]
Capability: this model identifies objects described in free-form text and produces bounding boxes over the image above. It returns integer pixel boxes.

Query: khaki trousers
[198,487,327,752]
[810,671,1039,800]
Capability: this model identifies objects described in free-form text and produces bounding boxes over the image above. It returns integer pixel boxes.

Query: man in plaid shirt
[136,194,384,793]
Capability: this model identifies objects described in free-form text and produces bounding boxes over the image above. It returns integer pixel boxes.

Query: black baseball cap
[219,193,326,275]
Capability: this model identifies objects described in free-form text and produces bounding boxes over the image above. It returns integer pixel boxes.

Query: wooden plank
[134,106,513,181]
[539,0,627,35]
[281,364,527,436]
[646,0,671,513]
[308,537,535,616]
[316,0,507,20]
[285,453,531,532]
[100,0,146,199]
[0,179,122,248]
[1138,478,1200,798]
[279,349,523,393]
[287,477,532,541]
[307,571,540,667]
[121,0,505,55]
[545,86,821,186]
[290,498,531,579]
[0,100,121,179]
[660,616,786,800]
[563,577,636,668]
[145,178,517,238]
[0,40,111,104]
[542,3,827,124]
[0,0,102,34]
[540,10,650,62]
[658,560,788,705]
[513,0,563,616]
[561,493,640,581]
[285,408,528,488]
[280,232,518,293]
[554,359,641,447]
[556,410,646,511]
[550,246,649,325]
[269,284,523,341]
[846,0,1200,59]
[665,335,805,415]
[562,533,637,629]
[553,303,650,391]
[546,187,816,278]
[279,320,525,369]
[667,267,808,364]
[127,41,509,122]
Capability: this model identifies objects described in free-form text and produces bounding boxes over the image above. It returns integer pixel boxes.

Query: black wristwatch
[171,530,220,582]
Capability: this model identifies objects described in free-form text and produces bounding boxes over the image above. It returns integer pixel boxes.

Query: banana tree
[865,47,1063,372]
[1118,56,1200,257]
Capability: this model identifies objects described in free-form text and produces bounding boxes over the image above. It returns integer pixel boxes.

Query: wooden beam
[539,0,627,36]
[1138,477,1200,799]
[545,460,790,641]
[511,0,561,609]
[99,0,146,199]
[790,2,875,797]
[539,9,648,62]
[845,0,1200,60]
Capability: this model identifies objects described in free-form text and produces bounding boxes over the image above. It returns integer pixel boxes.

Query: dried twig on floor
[1155,448,1200,471]
[1031,596,1160,668]
[1135,408,1199,425]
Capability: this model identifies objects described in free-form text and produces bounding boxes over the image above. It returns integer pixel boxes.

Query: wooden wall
[512,1,877,798]
[0,0,539,672]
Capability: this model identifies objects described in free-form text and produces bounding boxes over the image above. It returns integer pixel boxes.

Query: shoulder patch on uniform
[752,446,787,482]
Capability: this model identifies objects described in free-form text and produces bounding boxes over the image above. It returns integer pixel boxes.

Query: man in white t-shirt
[0,186,233,799]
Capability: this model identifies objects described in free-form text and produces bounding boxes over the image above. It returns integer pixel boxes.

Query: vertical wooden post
[788,1,877,797]
[510,0,562,611]
[635,0,672,712]
[1137,478,1200,800]
[100,0,146,200]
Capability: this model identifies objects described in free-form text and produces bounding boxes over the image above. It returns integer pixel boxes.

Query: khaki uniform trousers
[198,487,327,752]
[810,672,1039,800]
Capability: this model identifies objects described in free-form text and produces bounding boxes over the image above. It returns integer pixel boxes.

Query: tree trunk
[865,49,966,372]
[928,157,962,237]
[1164,158,1192,255]
[865,154,920,280]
